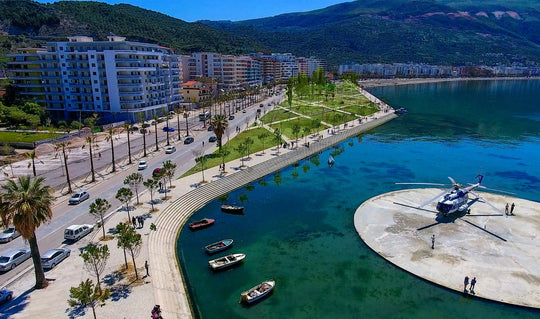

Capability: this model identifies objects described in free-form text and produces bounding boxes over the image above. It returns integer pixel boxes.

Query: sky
[36,0,352,22]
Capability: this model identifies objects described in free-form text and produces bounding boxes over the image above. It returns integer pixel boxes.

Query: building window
[95,88,99,92]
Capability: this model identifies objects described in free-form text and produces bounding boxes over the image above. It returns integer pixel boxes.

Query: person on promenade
[132,216,137,228]
[470,277,477,293]
[510,203,515,215]
[464,276,470,292]
[505,203,509,215]
[145,260,150,277]
[431,234,435,249]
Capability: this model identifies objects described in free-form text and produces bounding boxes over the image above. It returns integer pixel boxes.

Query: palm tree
[138,116,147,158]
[0,176,54,289]
[56,141,73,193]
[85,135,96,183]
[25,150,38,177]
[123,123,133,165]
[292,122,300,149]
[175,108,182,140]
[105,128,116,173]
[209,114,229,151]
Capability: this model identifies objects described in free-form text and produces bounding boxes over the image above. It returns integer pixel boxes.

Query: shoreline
[358,76,540,88]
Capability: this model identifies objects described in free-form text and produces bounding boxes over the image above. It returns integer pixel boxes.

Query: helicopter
[396,174,509,217]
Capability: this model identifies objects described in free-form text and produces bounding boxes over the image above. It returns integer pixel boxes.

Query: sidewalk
[3,97,395,318]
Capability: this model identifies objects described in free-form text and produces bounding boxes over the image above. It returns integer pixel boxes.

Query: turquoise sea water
[177,80,540,319]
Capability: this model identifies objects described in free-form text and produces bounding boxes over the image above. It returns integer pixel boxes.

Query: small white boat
[240,280,275,304]
[208,253,246,271]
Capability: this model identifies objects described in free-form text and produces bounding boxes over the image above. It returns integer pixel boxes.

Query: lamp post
[176,106,182,141]
[184,111,190,137]
[165,114,170,146]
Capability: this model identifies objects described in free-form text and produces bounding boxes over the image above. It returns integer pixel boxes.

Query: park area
[183,80,380,176]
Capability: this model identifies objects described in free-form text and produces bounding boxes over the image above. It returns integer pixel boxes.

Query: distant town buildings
[338,62,540,78]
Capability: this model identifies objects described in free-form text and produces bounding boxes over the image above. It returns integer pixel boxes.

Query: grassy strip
[0,131,62,143]
[181,127,281,177]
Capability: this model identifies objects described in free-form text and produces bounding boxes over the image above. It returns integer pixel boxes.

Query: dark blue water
[178,80,540,318]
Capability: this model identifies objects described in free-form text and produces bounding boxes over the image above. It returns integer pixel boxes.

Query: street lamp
[165,113,170,146]
[184,111,190,137]
[176,106,182,141]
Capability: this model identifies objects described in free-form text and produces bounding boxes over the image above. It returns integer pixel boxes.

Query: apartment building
[181,80,211,105]
[7,48,47,101]
[7,35,182,123]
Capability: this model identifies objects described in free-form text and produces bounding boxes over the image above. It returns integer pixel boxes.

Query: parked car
[163,126,175,132]
[64,224,94,241]
[0,227,20,243]
[209,136,217,143]
[184,137,194,144]
[207,125,213,131]
[152,168,162,177]
[242,109,246,113]
[131,126,139,131]
[0,289,13,304]
[138,160,148,170]
[229,115,235,120]
[68,190,89,205]
[0,248,31,272]
[41,248,71,269]
[142,123,150,128]
[259,104,264,107]
[165,146,176,154]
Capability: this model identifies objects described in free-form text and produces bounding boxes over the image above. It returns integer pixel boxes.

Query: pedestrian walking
[505,203,509,215]
[140,216,145,228]
[464,276,469,292]
[470,277,476,292]
[145,260,150,277]
[98,152,102,159]
[510,203,515,215]
[150,223,157,231]
[159,181,162,191]
[131,216,136,228]
[431,234,435,249]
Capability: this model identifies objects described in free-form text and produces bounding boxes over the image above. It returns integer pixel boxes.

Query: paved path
[354,189,540,309]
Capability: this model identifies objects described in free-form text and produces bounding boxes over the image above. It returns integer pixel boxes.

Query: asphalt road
[0,92,284,287]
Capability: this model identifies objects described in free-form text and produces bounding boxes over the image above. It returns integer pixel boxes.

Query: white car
[0,226,21,243]
[41,248,71,269]
[0,248,31,272]
[165,146,176,154]
[138,160,148,170]
[69,190,89,205]
[64,224,94,241]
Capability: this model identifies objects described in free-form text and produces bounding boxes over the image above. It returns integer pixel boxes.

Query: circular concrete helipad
[354,188,540,308]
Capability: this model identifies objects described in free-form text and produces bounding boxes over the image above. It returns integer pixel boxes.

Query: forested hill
[1,0,540,67]
[202,0,540,65]
[0,0,266,60]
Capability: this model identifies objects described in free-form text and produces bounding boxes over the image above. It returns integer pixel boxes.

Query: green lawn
[341,104,379,116]
[269,117,322,140]
[312,111,358,126]
[182,127,281,177]
[0,131,62,143]
[291,103,325,116]
[260,108,297,124]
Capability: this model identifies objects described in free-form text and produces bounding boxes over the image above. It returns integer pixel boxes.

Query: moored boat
[205,239,234,254]
[189,218,215,231]
[208,253,246,271]
[240,280,275,304]
[221,205,244,214]
[394,107,408,115]
[328,155,335,167]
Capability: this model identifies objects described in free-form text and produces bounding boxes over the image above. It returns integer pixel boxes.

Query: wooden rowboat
[240,280,275,304]
[205,239,233,254]
[221,205,244,214]
[189,218,215,231]
[208,253,246,271]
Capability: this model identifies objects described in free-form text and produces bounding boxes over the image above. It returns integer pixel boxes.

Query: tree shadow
[0,287,33,317]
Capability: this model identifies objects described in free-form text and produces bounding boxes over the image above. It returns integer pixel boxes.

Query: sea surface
[177,79,540,319]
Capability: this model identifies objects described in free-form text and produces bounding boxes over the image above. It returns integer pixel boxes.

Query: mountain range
[1,0,539,67]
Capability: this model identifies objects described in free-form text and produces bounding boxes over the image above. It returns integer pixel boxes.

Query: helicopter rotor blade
[477,185,516,195]
[448,176,457,185]
[471,192,505,215]
[418,188,451,208]
[395,183,448,186]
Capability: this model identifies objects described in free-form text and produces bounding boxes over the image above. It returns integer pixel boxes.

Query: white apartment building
[8,36,182,123]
